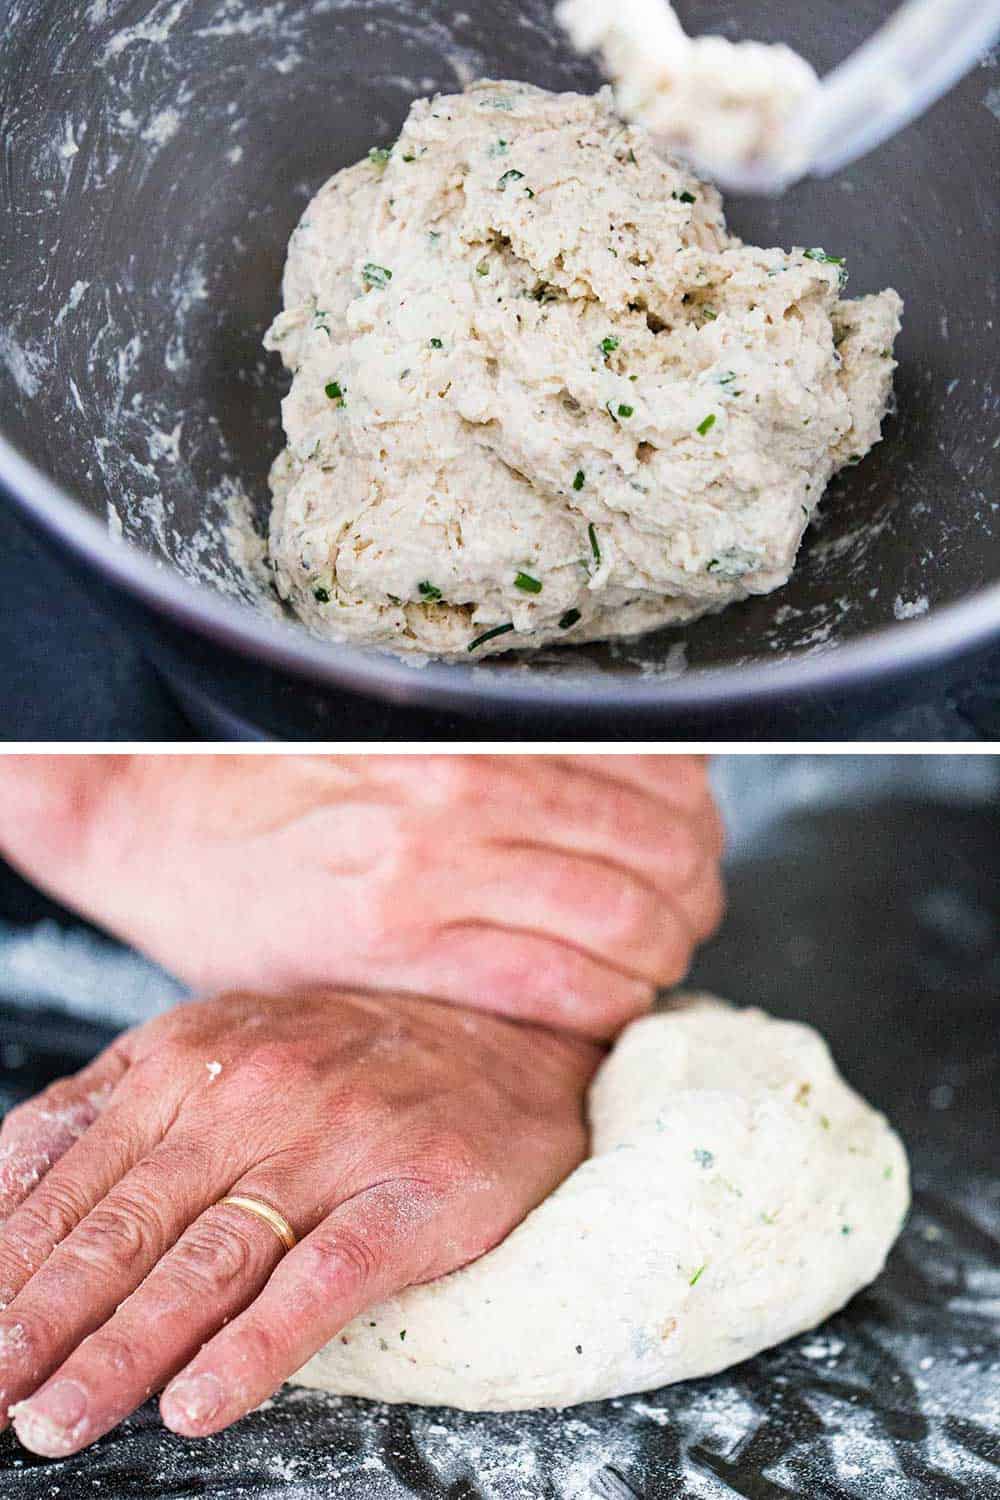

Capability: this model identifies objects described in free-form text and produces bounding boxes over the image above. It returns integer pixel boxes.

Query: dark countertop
[1,778,997,1496]
[2,502,999,742]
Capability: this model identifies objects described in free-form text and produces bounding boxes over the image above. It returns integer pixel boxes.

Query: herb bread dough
[265,81,902,659]
[291,999,909,1410]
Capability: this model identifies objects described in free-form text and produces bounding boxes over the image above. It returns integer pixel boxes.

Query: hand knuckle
[83,1327,140,1381]
[301,1231,378,1300]
[182,1215,260,1290]
[65,1193,163,1274]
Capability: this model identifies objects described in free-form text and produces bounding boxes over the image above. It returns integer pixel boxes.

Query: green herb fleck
[884,1165,894,1179]
[468,622,515,652]
[672,190,696,204]
[418,580,442,602]
[627,148,638,165]
[325,380,345,405]
[588,523,601,568]
[400,1329,406,1341]
[761,1211,777,1225]
[841,1224,852,1236]
[497,168,525,191]
[402,153,416,163]
[388,594,401,606]
[559,608,582,630]
[313,586,330,603]
[697,413,716,436]
[429,337,444,349]
[368,146,392,167]
[573,469,585,491]
[514,571,542,594]
[820,1114,831,1130]
[689,1264,706,1287]
[803,247,845,266]
[363,263,392,289]
[617,403,634,419]
[575,1343,583,1354]
[702,308,717,321]
[476,258,491,277]
[488,138,510,158]
[601,336,620,356]
[693,1148,714,1169]
[480,95,514,111]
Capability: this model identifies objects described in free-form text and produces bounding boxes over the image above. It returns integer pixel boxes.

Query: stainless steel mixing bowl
[1,0,998,736]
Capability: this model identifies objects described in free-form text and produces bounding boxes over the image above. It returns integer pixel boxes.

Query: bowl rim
[4,428,999,720]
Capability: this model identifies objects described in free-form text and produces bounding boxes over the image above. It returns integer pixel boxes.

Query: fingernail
[12,1378,89,1456]
[162,1372,222,1431]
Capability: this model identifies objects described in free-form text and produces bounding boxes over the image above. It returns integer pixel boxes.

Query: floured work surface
[0,788,997,1496]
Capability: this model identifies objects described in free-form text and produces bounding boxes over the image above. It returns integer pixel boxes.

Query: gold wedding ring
[219,1194,297,1253]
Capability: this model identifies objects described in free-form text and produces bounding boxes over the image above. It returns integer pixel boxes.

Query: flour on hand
[265,82,901,659]
[291,999,910,1410]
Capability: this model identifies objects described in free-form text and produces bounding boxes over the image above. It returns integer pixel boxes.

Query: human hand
[0,754,724,1038]
[0,988,600,1455]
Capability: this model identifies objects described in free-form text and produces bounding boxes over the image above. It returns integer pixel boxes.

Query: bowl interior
[2,0,998,686]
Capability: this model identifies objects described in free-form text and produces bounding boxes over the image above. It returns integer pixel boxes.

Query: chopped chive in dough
[617,403,635,419]
[515,571,543,594]
[559,608,582,629]
[573,469,585,491]
[468,622,515,651]
[498,168,525,190]
[402,153,416,163]
[488,138,510,157]
[429,337,444,348]
[702,308,717,320]
[693,1148,714,1168]
[368,146,392,167]
[418,580,442,602]
[400,1329,407,1342]
[627,148,638,165]
[803,247,845,266]
[672,190,696,204]
[884,1165,894,1179]
[697,413,716,436]
[388,594,401,605]
[313,586,330,603]
[841,1224,852,1236]
[820,1114,831,1130]
[325,380,345,404]
[601,335,620,356]
[689,1264,706,1286]
[363,263,393,288]
[476,258,491,277]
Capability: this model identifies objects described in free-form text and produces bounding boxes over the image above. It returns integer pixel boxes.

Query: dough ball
[265,82,901,659]
[291,998,909,1410]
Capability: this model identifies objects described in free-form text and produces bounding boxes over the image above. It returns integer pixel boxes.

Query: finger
[445,844,696,985]
[0,1127,235,1435]
[383,924,654,1038]
[0,1045,130,1224]
[160,1179,436,1438]
[0,1062,172,1314]
[481,757,726,898]
[553,755,718,820]
[10,1177,301,1458]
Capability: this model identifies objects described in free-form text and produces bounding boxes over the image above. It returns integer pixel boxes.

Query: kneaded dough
[557,0,820,186]
[291,999,909,1411]
[265,82,901,660]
